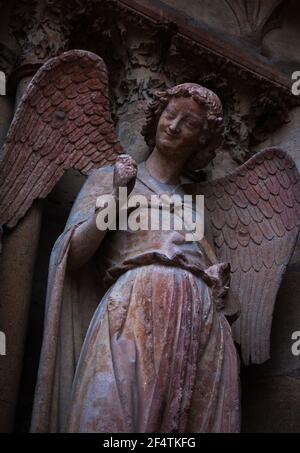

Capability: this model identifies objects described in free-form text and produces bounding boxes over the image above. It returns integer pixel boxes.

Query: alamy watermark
[291,331,300,356]
[95,187,204,242]
[0,72,7,353]
[0,70,6,96]
[291,71,300,96]
[0,331,6,355]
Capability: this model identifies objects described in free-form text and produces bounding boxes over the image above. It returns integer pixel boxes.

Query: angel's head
[142,83,224,175]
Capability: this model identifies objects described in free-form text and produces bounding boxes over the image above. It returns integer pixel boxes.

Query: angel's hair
[141,83,224,174]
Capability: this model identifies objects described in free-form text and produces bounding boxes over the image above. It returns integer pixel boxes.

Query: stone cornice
[118,0,293,92]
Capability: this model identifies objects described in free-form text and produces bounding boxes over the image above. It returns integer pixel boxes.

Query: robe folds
[31,164,240,433]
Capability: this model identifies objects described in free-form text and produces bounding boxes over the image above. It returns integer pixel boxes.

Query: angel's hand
[204,262,231,311]
[205,262,230,287]
[113,154,137,201]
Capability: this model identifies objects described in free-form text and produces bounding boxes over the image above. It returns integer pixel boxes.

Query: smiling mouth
[163,131,178,139]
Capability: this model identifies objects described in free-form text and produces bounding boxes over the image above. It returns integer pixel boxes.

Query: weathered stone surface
[31,86,241,433]
[0,0,299,434]
[0,96,13,154]
[263,0,300,69]
[117,100,150,163]
[242,375,300,433]
[241,271,300,432]
[0,202,42,432]
[257,106,300,268]
[201,147,300,365]
[138,0,300,71]
[257,106,300,171]
[14,76,31,108]
[14,202,69,432]
[0,400,14,433]
[0,51,123,230]
[46,169,86,219]
[242,271,300,377]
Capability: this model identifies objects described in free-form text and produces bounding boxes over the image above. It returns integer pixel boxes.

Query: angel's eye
[184,119,201,129]
[186,120,197,128]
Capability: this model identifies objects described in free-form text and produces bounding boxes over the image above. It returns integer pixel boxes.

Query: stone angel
[0,50,299,433]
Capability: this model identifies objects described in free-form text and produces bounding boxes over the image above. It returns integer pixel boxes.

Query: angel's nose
[168,119,180,135]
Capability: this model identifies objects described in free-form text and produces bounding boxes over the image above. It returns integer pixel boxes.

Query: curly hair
[141,83,224,176]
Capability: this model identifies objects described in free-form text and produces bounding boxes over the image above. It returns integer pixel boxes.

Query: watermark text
[0,331,6,355]
[291,331,300,356]
[291,71,300,96]
[0,71,6,95]
[95,188,204,242]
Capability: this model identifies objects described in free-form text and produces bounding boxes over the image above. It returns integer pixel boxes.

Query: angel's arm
[68,155,137,270]
[68,203,114,270]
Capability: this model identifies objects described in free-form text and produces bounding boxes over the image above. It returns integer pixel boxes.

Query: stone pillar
[0,43,16,156]
[116,100,150,163]
[0,0,70,431]
[0,202,43,432]
[241,271,300,432]
[0,72,44,432]
[0,96,13,155]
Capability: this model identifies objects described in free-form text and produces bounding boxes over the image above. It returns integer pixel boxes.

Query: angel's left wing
[190,148,300,365]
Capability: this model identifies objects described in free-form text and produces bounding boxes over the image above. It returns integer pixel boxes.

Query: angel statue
[0,50,299,433]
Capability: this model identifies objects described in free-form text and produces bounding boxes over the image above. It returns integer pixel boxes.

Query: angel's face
[155,96,206,161]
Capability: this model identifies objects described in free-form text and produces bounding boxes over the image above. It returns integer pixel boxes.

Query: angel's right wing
[0,50,123,229]
[197,148,300,365]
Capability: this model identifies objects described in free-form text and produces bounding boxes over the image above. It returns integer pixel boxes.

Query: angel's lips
[159,129,178,141]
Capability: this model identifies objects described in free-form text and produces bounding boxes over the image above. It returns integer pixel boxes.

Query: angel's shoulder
[89,165,114,177]
[80,166,114,197]
[87,165,114,183]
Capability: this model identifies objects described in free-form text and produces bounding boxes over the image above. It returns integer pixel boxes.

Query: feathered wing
[198,148,300,365]
[0,50,123,228]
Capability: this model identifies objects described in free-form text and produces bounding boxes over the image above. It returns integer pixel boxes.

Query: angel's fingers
[115,154,137,167]
[126,167,137,178]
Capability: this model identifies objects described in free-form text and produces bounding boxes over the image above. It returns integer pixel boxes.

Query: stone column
[0,96,13,154]
[0,0,70,432]
[0,44,15,156]
[0,73,44,432]
[0,204,43,432]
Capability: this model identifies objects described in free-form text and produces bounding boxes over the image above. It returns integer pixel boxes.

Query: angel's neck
[145,147,185,185]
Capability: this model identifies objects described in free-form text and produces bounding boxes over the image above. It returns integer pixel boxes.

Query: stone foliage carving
[61,0,299,166]
[1,0,298,168]
[10,0,70,67]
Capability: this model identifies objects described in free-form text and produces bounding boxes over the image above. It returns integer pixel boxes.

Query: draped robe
[31,163,240,433]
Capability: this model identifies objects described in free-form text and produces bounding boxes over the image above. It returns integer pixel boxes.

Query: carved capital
[247,88,300,145]
[10,0,70,74]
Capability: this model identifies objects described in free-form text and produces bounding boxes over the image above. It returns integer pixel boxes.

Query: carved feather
[191,148,300,365]
[0,50,123,228]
